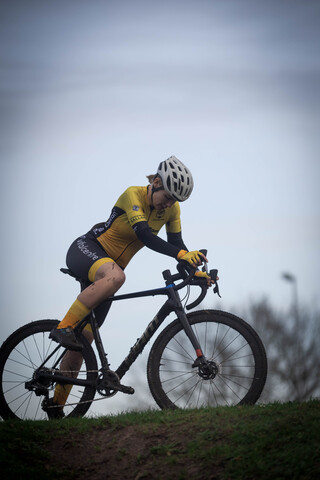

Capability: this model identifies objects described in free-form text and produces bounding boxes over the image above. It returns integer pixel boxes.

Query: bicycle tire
[147,310,267,409]
[0,319,98,420]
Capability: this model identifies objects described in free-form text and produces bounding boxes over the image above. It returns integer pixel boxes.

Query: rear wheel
[0,320,98,420]
[147,310,267,409]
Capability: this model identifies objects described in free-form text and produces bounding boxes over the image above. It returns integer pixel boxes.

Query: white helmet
[157,156,194,202]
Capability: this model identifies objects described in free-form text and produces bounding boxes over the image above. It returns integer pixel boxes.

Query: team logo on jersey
[132,205,139,211]
[156,209,165,219]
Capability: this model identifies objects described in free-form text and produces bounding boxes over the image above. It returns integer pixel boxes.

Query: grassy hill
[0,400,319,480]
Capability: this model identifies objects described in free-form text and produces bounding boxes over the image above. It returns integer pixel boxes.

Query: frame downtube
[116,302,173,379]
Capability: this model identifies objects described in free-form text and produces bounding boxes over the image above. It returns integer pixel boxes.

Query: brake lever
[210,268,221,298]
[198,250,221,297]
[202,260,209,276]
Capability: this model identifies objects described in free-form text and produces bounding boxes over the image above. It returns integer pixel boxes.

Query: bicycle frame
[39,277,208,390]
[109,283,206,380]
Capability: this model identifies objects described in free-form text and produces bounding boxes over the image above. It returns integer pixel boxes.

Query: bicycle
[0,251,267,420]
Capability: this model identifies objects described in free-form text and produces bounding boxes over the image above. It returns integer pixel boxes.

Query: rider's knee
[112,268,126,290]
[95,262,125,292]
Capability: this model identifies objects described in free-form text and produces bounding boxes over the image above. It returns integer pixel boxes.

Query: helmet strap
[151,185,164,194]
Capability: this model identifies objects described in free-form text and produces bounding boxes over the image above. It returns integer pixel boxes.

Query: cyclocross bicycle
[0,251,267,420]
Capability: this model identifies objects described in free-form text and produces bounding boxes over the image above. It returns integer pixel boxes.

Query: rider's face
[152,190,176,210]
[150,178,176,210]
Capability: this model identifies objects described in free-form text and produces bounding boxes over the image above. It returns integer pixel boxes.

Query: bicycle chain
[51,368,100,374]
[46,395,108,409]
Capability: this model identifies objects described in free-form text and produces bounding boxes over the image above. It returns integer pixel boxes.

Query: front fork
[168,288,208,367]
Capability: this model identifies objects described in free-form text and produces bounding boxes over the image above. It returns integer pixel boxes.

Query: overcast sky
[1,0,320,414]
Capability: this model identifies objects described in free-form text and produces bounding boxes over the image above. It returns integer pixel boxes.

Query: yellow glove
[194,270,212,286]
[177,250,206,266]
[195,270,219,286]
[194,271,210,279]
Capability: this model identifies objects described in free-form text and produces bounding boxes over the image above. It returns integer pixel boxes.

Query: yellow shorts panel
[88,257,115,283]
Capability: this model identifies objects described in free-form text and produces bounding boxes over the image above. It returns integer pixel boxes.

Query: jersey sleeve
[167,231,188,251]
[134,222,181,258]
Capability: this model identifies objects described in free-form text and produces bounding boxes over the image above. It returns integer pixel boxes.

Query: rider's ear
[153,176,162,188]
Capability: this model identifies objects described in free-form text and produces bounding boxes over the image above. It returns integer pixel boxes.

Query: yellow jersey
[91,186,182,268]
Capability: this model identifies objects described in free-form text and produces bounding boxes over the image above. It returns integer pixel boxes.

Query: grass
[0,400,319,479]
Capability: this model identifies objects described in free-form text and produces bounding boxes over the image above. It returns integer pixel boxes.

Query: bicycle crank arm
[98,370,135,396]
[97,379,135,396]
[107,382,135,395]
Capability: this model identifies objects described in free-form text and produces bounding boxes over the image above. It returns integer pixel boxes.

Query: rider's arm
[167,231,188,251]
[133,221,181,258]
[134,221,207,269]
[165,203,188,251]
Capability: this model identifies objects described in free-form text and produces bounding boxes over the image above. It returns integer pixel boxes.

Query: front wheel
[147,310,267,409]
[0,320,98,420]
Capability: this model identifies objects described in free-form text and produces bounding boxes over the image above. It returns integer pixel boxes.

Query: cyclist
[46,156,212,418]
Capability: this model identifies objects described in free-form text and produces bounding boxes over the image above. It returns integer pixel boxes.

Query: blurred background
[1,0,319,415]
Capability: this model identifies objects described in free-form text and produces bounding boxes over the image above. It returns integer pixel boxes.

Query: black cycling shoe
[49,327,83,351]
[42,397,65,420]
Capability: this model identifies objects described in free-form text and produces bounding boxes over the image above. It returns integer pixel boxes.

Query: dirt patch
[46,422,219,480]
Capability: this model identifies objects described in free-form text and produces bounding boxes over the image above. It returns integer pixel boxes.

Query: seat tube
[90,311,110,371]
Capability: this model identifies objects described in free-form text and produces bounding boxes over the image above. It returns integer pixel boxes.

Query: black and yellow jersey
[90,186,185,269]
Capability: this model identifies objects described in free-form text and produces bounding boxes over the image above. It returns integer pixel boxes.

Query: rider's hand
[194,270,219,287]
[177,249,208,267]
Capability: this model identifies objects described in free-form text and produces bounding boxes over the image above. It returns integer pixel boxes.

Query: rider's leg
[52,262,125,408]
[50,260,125,349]
[57,260,124,329]
[53,326,93,407]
